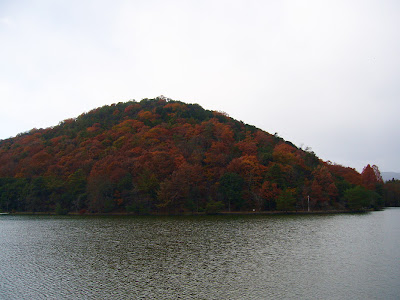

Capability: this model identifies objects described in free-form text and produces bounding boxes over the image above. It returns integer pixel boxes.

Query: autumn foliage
[0,98,387,214]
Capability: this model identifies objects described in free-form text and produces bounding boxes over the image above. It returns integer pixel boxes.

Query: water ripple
[0,211,399,299]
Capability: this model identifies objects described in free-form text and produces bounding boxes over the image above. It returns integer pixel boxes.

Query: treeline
[0,98,390,214]
[383,179,400,206]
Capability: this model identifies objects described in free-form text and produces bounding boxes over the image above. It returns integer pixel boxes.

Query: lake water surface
[1,208,400,299]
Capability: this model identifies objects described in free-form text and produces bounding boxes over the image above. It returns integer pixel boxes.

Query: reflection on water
[1,209,400,299]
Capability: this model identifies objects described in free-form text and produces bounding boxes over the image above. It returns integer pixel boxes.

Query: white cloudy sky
[1,0,399,173]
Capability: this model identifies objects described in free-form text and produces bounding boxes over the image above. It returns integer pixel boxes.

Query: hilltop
[0,97,387,214]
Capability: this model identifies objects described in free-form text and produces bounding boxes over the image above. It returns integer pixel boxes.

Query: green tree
[86,175,114,213]
[219,172,244,211]
[276,188,296,211]
[266,163,285,189]
[344,186,374,210]
[0,179,18,211]
[26,177,50,212]
[66,169,87,212]
[205,200,224,214]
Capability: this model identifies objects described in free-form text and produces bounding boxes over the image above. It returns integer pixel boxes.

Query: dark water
[1,209,399,299]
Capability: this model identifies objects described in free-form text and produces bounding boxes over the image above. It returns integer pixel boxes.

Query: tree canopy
[0,98,390,214]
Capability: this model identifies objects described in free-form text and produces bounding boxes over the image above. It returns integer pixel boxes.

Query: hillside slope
[0,98,384,213]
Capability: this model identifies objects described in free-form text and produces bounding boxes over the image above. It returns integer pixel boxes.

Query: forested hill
[0,98,387,214]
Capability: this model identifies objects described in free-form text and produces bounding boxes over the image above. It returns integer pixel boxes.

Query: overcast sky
[1,0,399,173]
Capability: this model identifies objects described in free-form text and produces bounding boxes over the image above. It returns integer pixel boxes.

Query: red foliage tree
[158,163,204,213]
[236,134,258,156]
[361,164,383,190]
[310,165,338,208]
[325,162,362,186]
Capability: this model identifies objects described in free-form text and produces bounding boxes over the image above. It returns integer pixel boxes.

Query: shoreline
[5,209,375,216]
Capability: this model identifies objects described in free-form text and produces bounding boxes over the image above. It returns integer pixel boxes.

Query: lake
[1,208,399,299]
